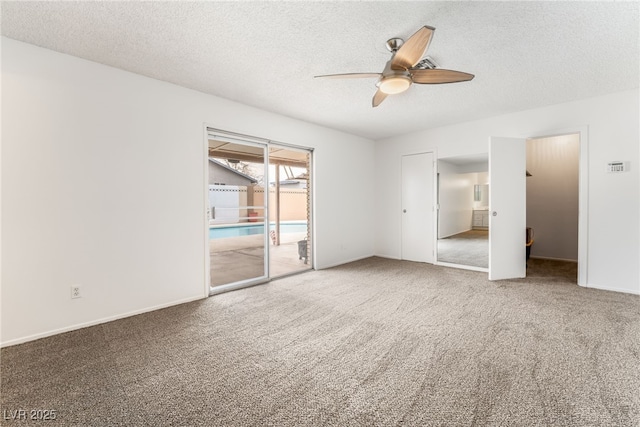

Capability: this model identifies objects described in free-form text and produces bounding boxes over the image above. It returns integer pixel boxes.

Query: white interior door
[489,137,526,280]
[401,152,434,263]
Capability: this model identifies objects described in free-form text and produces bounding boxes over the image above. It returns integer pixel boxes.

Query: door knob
[403,209,407,213]
[492,211,497,216]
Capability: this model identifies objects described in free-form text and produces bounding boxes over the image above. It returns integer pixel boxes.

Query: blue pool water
[209,222,307,239]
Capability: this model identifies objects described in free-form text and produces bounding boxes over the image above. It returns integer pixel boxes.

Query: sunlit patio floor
[209,232,310,287]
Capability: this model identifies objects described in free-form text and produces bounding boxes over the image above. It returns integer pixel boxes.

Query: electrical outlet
[71,285,81,299]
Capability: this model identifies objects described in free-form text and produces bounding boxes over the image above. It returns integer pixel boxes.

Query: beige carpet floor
[1,257,638,426]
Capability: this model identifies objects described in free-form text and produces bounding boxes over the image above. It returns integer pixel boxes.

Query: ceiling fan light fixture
[378,75,412,95]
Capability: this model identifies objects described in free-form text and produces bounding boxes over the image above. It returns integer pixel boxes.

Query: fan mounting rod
[386,38,404,52]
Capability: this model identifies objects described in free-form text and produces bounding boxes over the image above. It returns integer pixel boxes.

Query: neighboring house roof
[208,158,257,183]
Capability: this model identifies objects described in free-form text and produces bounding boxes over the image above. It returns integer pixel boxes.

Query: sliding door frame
[206,132,269,295]
[203,126,314,296]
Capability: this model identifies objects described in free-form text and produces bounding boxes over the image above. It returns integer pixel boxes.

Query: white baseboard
[439,228,473,239]
[530,256,578,263]
[580,283,640,295]
[317,253,376,270]
[373,254,401,261]
[0,294,206,348]
[436,261,488,273]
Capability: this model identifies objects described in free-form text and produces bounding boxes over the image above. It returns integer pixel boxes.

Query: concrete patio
[210,231,310,288]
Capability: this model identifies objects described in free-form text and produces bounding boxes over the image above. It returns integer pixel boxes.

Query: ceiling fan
[315,26,474,107]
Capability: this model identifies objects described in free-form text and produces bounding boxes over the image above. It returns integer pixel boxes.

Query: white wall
[438,161,475,238]
[526,134,580,261]
[438,159,490,239]
[1,38,376,346]
[375,89,640,294]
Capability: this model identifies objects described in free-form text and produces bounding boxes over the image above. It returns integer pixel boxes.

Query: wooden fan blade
[390,26,435,70]
[314,73,381,79]
[372,89,388,107]
[410,69,475,84]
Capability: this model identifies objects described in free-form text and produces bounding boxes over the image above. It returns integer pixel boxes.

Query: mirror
[474,184,489,204]
[437,154,489,270]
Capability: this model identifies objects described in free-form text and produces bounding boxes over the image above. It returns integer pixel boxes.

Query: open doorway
[525,133,580,282]
[436,154,489,271]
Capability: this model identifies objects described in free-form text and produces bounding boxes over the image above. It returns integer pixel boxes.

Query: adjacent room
[525,133,580,280]
[437,154,489,270]
[1,2,639,426]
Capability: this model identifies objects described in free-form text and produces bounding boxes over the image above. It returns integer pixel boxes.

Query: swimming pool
[209,222,307,239]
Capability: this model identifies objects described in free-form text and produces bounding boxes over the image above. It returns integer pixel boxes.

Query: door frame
[434,154,490,273]
[526,126,589,286]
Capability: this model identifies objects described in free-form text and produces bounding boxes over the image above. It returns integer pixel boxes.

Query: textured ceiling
[2,1,638,140]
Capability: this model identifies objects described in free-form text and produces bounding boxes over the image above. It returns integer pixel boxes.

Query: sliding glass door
[208,136,268,293]
[268,144,313,278]
[206,130,313,294]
